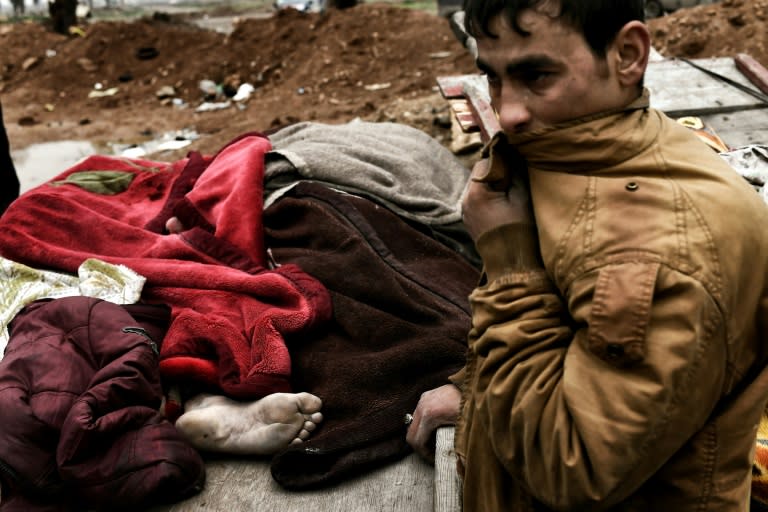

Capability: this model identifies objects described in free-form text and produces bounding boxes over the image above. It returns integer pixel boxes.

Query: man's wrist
[475,223,543,281]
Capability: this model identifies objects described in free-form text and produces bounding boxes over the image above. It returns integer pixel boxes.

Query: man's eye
[522,70,553,85]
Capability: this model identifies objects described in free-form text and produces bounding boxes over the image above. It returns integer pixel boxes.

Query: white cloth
[0,257,146,358]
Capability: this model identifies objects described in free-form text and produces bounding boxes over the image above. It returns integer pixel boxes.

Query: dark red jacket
[0,297,204,511]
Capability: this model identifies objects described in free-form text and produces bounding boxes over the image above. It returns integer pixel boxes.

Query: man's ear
[612,21,651,88]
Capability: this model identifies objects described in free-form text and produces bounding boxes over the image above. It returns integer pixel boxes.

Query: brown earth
[0,0,767,158]
[0,3,478,158]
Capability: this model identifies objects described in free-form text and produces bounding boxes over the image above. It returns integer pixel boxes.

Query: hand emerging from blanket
[175,392,323,455]
[406,383,461,464]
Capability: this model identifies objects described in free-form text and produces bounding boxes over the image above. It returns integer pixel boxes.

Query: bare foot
[165,216,185,234]
[174,392,323,455]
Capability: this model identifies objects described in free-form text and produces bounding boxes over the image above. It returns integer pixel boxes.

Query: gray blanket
[265,120,471,225]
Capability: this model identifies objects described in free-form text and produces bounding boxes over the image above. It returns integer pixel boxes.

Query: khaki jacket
[455,93,768,511]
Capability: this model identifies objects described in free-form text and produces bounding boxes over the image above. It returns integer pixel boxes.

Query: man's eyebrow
[476,54,559,76]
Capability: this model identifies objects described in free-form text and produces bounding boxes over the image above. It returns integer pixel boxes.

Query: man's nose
[494,88,531,133]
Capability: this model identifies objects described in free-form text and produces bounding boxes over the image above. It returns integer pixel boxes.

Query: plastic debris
[156,139,192,151]
[198,79,220,99]
[88,87,119,98]
[121,146,147,159]
[195,101,231,113]
[363,82,391,91]
[111,129,200,159]
[233,83,255,102]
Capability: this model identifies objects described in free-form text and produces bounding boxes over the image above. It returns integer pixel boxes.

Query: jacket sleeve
[467,223,727,510]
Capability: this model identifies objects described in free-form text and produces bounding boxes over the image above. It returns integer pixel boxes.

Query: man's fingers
[406,415,436,463]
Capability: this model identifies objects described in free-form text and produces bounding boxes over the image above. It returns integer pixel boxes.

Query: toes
[307,411,323,424]
[296,392,323,414]
[303,420,317,432]
[296,427,314,441]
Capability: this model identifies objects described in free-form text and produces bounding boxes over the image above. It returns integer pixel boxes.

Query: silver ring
[404,413,414,426]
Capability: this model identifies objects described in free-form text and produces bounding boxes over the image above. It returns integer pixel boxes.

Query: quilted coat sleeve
[463,223,726,510]
[56,298,204,509]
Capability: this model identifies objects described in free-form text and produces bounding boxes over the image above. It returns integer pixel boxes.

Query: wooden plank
[434,427,462,512]
[150,453,434,511]
[735,53,768,96]
[645,57,768,116]
[700,109,768,149]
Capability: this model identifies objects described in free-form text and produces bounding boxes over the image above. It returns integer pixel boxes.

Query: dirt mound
[0,4,477,154]
[648,0,768,64]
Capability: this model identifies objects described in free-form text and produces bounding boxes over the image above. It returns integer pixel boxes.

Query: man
[0,100,20,216]
[408,0,768,510]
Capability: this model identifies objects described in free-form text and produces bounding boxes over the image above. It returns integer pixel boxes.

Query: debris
[676,116,730,153]
[77,58,98,72]
[428,51,452,59]
[121,146,147,159]
[198,79,220,99]
[21,57,40,71]
[195,101,231,113]
[156,139,192,151]
[44,104,55,112]
[45,49,57,58]
[156,85,177,99]
[68,26,86,37]
[111,129,200,158]
[233,83,255,102]
[88,87,119,98]
[222,74,242,97]
[364,82,391,91]
[721,145,768,202]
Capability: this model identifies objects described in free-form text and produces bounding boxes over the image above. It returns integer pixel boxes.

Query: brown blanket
[264,182,479,489]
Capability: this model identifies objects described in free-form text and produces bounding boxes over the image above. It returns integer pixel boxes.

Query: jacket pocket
[587,261,660,367]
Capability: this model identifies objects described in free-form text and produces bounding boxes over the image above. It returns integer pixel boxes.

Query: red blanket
[0,133,332,399]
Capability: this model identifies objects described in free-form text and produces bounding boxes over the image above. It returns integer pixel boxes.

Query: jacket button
[626,182,639,191]
[606,344,625,358]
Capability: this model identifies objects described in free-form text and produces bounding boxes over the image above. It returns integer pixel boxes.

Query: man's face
[475,8,626,135]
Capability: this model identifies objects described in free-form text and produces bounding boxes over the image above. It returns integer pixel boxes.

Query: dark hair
[462,0,645,57]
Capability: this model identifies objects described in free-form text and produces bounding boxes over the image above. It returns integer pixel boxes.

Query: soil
[0,0,767,158]
[0,3,478,158]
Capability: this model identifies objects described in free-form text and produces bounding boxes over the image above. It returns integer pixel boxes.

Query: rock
[21,57,39,71]
[156,85,177,99]
[76,58,98,72]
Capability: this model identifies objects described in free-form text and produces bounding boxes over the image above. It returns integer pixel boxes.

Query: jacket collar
[506,89,659,172]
